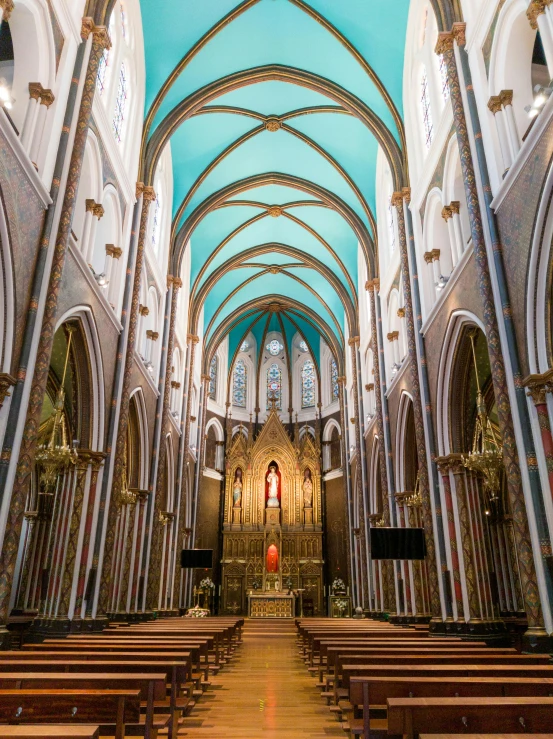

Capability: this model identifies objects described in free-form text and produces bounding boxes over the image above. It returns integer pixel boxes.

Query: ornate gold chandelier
[35,326,78,496]
[461,330,503,509]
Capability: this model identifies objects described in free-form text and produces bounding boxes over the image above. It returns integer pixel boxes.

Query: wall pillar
[527,1,553,78]
[437,24,548,643]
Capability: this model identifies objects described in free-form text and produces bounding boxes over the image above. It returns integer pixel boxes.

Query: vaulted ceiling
[137,0,411,373]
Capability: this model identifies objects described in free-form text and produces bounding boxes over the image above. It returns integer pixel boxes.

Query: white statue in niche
[266,464,280,508]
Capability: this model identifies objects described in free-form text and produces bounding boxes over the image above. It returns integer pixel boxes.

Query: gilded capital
[146,330,159,341]
[0,373,16,410]
[423,251,434,265]
[0,0,14,21]
[435,32,454,56]
[391,191,404,209]
[402,187,411,204]
[348,336,360,346]
[105,244,122,259]
[449,200,460,215]
[527,0,546,30]
[487,95,503,115]
[40,89,55,107]
[187,333,200,344]
[397,307,405,318]
[441,205,453,221]
[522,369,553,406]
[139,304,149,317]
[452,22,466,48]
[499,89,514,107]
[167,275,183,289]
[28,82,43,101]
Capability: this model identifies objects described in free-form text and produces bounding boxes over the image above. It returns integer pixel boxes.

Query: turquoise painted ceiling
[139,0,410,373]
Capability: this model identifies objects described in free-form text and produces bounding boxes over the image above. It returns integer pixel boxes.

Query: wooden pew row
[0,728,100,739]
[419,735,553,739]
[0,689,156,739]
[0,673,185,739]
[324,647,521,697]
[387,697,553,739]
[348,676,553,739]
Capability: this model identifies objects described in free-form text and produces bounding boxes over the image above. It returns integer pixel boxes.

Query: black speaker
[370,528,426,560]
[180,549,213,569]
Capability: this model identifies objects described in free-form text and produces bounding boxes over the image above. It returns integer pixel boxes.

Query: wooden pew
[0,673,183,739]
[349,676,553,738]
[387,697,553,739]
[419,735,553,739]
[0,729,100,739]
[0,690,144,739]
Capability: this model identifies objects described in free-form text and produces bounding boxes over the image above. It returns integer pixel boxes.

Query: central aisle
[179,619,344,738]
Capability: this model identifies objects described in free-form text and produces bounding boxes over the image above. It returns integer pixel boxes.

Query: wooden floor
[177,619,343,738]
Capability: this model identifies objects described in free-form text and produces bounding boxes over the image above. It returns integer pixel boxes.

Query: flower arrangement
[199,577,215,591]
[335,599,349,616]
[186,606,209,618]
[332,577,346,594]
[252,578,262,591]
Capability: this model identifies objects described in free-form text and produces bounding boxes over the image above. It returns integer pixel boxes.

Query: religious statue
[302,468,313,508]
[266,464,280,508]
[233,468,243,507]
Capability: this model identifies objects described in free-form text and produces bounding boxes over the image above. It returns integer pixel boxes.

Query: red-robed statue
[266,544,279,572]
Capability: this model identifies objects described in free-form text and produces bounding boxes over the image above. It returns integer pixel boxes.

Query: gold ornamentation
[0,0,14,21]
[267,205,283,218]
[527,0,546,30]
[499,90,513,107]
[105,244,122,259]
[435,31,454,55]
[487,96,502,115]
[265,117,282,132]
[522,368,553,406]
[0,373,16,410]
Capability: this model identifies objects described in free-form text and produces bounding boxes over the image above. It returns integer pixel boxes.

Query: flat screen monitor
[370,527,426,560]
[180,549,213,569]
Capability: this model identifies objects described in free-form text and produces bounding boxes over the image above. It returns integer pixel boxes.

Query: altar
[248,592,295,618]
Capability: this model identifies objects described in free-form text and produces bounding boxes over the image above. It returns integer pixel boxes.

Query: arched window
[331,358,339,400]
[232,359,247,408]
[439,54,449,101]
[387,194,396,251]
[266,363,282,410]
[96,12,115,95]
[209,355,217,400]
[420,66,433,148]
[112,62,128,143]
[151,193,162,252]
[301,359,316,409]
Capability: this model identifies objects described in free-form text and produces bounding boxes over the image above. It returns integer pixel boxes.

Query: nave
[182,620,343,739]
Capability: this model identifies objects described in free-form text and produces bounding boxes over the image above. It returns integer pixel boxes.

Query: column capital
[139,304,149,316]
[449,200,461,215]
[0,0,14,21]
[348,336,360,346]
[167,275,183,289]
[201,374,211,383]
[431,248,441,261]
[105,244,122,259]
[146,330,159,341]
[39,89,55,108]
[487,95,503,115]
[0,373,16,410]
[171,381,181,389]
[397,307,406,318]
[187,333,200,344]
[452,22,467,48]
[402,187,411,203]
[499,89,514,107]
[365,383,374,392]
[435,31,454,55]
[28,82,43,101]
[337,376,347,385]
[365,278,380,291]
[81,18,111,49]
[136,182,156,201]
[527,0,546,30]
[441,205,453,221]
[387,331,399,342]
[391,191,404,209]
[522,368,553,405]
[423,251,434,264]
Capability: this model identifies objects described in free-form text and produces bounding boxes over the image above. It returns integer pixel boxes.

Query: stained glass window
[421,68,433,148]
[233,359,247,408]
[439,55,450,101]
[112,63,128,143]
[240,340,249,352]
[96,48,109,94]
[209,355,217,400]
[266,339,283,356]
[151,194,161,252]
[301,359,316,409]
[331,358,339,400]
[266,363,282,409]
[298,340,308,352]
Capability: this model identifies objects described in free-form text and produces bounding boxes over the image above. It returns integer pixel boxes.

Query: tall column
[173,333,200,608]
[337,375,358,606]
[146,276,182,612]
[20,83,42,152]
[523,370,553,498]
[0,19,110,632]
[392,191,442,620]
[449,201,465,261]
[499,90,520,161]
[366,279,396,614]
[487,95,512,173]
[97,183,156,615]
[437,25,546,637]
[435,456,464,621]
[442,205,459,267]
[29,88,55,168]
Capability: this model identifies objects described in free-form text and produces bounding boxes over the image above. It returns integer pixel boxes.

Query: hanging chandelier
[461,330,503,509]
[35,326,78,496]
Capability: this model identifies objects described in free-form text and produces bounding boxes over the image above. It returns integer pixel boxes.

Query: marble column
[0,19,110,632]
[146,276,182,612]
[523,370,553,499]
[437,24,545,635]
[97,183,156,615]
[392,191,442,619]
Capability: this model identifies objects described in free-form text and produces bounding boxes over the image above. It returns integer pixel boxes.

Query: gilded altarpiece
[221,409,324,615]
